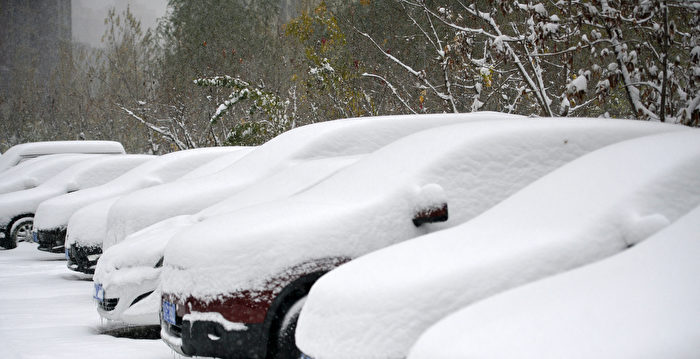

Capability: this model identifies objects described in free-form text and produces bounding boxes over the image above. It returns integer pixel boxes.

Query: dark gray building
[0,0,71,93]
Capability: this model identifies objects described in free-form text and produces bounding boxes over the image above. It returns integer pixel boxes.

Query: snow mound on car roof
[160,119,685,299]
[179,147,254,180]
[105,113,514,247]
[66,148,253,249]
[0,154,100,195]
[0,140,124,172]
[0,155,152,227]
[295,131,700,359]
[33,147,239,231]
[409,204,700,359]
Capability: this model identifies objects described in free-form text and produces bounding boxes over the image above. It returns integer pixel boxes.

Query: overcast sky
[72,0,168,48]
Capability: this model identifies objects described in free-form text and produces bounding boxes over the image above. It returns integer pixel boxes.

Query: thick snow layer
[65,197,119,248]
[0,155,152,228]
[92,155,363,325]
[161,118,685,299]
[295,131,700,359]
[407,204,700,359]
[33,147,238,231]
[0,140,125,173]
[0,154,100,195]
[178,147,254,180]
[105,113,513,246]
[97,154,363,274]
[65,147,252,249]
[0,242,172,359]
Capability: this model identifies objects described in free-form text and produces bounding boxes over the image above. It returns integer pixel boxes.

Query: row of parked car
[1,112,698,359]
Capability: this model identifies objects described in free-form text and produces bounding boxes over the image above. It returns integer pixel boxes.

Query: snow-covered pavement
[0,242,173,359]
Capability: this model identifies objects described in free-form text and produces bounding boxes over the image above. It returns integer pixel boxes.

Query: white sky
[72,0,169,48]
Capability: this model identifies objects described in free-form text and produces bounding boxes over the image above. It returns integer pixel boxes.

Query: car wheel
[10,216,34,246]
[273,296,306,359]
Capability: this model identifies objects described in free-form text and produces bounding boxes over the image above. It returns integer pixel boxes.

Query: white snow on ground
[0,141,125,173]
[33,147,239,231]
[0,155,153,229]
[66,147,253,250]
[105,113,511,247]
[160,118,684,299]
[0,243,172,359]
[92,155,363,325]
[295,130,700,359]
[409,204,700,359]
[0,154,100,194]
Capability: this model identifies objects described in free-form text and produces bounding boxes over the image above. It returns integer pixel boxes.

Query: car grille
[70,243,102,274]
[99,298,119,312]
[36,228,67,253]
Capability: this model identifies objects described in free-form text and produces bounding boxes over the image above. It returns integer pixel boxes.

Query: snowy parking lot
[0,243,172,359]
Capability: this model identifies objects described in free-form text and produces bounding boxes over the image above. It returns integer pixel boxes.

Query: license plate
[93,283,104,302]
[33,231,38,243]
[65,249,70,260]
[163,300,177,325]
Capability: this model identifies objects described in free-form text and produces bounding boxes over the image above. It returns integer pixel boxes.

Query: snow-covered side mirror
[140,176,163,187]
[23,177,38,189]
[66,181,80,193]
[412,184,449,227]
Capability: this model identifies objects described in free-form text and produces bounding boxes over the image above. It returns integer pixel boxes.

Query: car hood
[0,186,63,226]
[65,197,119,248]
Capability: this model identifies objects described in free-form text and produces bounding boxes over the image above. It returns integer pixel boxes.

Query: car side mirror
[66,181,80,193]
[413,203,448,227]
[412,183,448,227]
[23,177,38,189]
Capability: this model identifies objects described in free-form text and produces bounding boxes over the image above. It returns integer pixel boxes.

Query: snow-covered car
[33,147,242,255]
[295,130,700,359]
[0,140,125,173]
[88,113,515,326]
[103,113,511,249]
[62,148,255,273]
[158,118,684,359]
[0,155,152,249]
[0,154,103,194]
[93,154,363,326]
[406,204,700,359]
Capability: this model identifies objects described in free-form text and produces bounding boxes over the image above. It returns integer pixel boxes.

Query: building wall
[0,0,71,92]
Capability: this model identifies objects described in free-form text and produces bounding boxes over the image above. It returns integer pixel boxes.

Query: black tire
[1,216,34,249]
[272,296,306,359]
[10,216,34,247]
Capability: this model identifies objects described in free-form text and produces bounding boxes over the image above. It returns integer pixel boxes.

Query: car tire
[9,216,34,248]
[272,296,306,359]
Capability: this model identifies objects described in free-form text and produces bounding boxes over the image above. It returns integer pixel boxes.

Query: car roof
[0,141,125,173]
